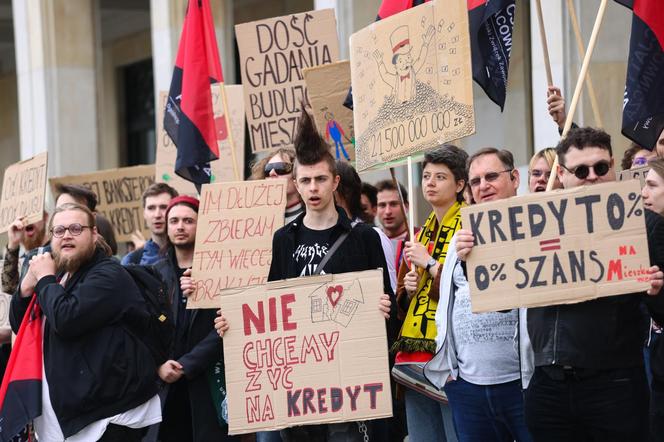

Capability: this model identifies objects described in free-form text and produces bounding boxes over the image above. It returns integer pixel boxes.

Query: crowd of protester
[1,87,663,442]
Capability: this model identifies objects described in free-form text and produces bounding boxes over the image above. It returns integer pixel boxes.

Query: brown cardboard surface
[349,0,475,171]
[49,165,155,242]
[461,181,651,313]
[155,85,246,195]
[221,269,392,434]
[188,179,287,309]
[0,152,48,232]
[303,61,355,162]
[619,166,649,188]
[235,9,340,152]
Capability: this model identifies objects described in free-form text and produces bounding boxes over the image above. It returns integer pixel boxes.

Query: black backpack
[123,264,175,365]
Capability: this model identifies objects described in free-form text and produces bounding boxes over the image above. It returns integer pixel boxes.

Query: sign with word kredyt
[189,179,287,309]
[350,0,475,171]
[222,270,392,434]
[49,165,155,242]
[462,180,650,313]
[0,152,48,233]
[235,9,340,152]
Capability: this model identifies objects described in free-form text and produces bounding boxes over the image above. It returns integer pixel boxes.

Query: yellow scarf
[394,201,464,354]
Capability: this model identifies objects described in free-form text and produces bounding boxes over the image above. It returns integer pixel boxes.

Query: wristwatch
[425,257,437,272]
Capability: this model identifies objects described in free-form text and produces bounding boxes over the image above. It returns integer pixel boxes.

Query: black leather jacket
[528,210,664,370]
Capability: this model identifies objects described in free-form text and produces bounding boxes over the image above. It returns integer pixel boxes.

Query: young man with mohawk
[215,110,395,442]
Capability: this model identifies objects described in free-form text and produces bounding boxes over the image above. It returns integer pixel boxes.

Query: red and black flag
[468,0,516,110]
[0,297,42,442]
[615,0,664,150]
[164,0,225,186]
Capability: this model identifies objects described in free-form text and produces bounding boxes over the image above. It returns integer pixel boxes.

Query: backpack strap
[313,226,353,276]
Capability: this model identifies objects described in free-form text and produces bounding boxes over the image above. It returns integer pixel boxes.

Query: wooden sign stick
[546,0,609,191]
[220,85,241,181]
[535,0,554,86]
[407,156,416,270]
[566,0,604,128]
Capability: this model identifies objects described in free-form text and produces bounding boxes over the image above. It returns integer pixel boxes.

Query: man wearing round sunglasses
[251,148,304,224]
[523,127,664,441]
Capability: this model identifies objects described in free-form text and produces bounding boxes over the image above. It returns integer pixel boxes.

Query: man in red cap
[152,196,237,441]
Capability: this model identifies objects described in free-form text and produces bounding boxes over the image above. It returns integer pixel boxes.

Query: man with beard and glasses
[121,183,179,266]
[10,203,161,441]
[154,196,238,442]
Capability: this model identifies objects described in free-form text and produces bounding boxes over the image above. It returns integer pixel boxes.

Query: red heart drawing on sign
[326,285,344,308]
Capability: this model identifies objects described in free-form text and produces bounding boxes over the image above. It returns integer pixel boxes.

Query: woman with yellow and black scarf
[393,145,468,442]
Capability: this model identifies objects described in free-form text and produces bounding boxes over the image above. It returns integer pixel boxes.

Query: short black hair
[55,184,98,211]
[423,144,469,202]
[335,161,363,220]
[293,108,336,177]
[557,127,612,166]
[375,179,408,204]
[361,183,377,208]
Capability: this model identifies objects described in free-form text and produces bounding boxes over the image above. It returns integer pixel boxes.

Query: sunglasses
[264,162,293,176]
[469,169,513,188]
[560,160,611,180]
[51,223,92,238]
[632,156,650,167]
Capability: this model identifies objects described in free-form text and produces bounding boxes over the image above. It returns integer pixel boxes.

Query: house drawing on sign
[309,280,364,327]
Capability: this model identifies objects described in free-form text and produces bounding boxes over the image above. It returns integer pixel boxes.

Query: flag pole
[546,0,609,191]
[566,0,604,128]
[407,156,416,270]
[219,85,241,181]
[535,0,554,86]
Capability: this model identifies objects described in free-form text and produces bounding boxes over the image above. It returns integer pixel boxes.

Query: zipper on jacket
[551,306,560,365]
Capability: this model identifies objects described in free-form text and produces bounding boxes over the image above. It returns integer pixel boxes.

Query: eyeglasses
[51,223,92,238]
[560,160,611,180]
[530,169,551,179]
[469,169,513,188]
[264,162,293,176]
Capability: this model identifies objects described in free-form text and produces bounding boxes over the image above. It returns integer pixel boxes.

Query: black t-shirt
[293,225,335,276]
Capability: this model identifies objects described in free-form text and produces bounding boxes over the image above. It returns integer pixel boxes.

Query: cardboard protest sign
[0,292,10,329]
[236,9,340,152]
[619,166,649,188]
[303,61,355,162]
[189,179,287,309]
[462,180,650,313]
[49,165,155,242]
[155,85,246,195]
[221,270,392,434]
[0,152,48,232]
[349,0,475,171]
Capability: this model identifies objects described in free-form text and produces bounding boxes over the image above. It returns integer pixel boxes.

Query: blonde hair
[529,148,557,171]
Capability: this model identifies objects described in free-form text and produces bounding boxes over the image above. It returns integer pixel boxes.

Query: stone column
[12,0,99,176]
